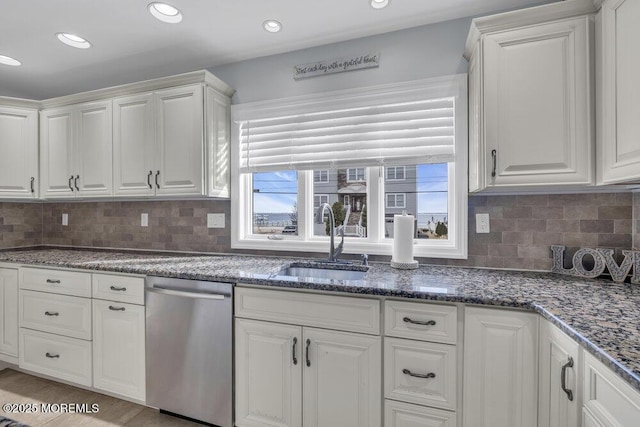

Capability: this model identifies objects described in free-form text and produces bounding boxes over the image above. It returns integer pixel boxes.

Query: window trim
[346,168,365,182]
[231,75,468,259]
[314,170,329,183]
[314,194,329,208]
[386,193,406,209]
[386,166,406,181]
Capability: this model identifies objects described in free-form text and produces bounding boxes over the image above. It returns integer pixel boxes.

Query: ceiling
[1,0,548,100]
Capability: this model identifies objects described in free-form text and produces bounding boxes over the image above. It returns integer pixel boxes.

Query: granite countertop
[1,247,639,393]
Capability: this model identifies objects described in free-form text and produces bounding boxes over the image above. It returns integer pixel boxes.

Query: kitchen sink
[279,263,368,281]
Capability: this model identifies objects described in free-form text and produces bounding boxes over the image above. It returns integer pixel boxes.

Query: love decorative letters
[551,245,639,284]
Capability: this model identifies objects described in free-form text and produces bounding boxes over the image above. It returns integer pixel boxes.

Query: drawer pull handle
[109,306,126,311]
[46,279,61,284]
[292,337,298,365]
[491,149,497,178]
[305,339,311,367]
[403,317,436,326]
[44,311,59,316]
[561,356,574,402]
[45,352,60,359]
[109,286,127,291]
[402,368,435,379]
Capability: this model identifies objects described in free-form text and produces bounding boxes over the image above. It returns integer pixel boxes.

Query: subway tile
[489,218,517,232]
[564,205,598,220]
[531,206,564,220]
[503,257,535,270]
[563,232,598,247]
[503,206,532,219]
[580,220,614,233]
[517,245,551,259]
[547,219,580,233]
[598,206,632,220]
[516,219,546,232]
[532,232,563,246]
[614,219,632,234]
[486,195,518,207]
[487,244,518,257]
[502,231,533,245]
[516,195,549,206]
[597,233,632,248]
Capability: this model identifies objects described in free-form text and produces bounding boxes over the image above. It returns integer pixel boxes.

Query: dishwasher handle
[146,285,227,300]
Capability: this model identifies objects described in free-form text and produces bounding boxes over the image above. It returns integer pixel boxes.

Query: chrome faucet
[316,203,344,263]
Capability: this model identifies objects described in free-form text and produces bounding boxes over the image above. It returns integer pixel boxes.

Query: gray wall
[210,17,472,104]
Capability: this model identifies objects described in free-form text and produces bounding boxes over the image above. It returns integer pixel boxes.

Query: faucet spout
[316,203,343,262]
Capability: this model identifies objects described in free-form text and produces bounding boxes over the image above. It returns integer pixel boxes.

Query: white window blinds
[235,87,458,173]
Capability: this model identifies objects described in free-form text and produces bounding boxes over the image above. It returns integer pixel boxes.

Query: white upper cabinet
[155,85,204,196]
[466,1,595,192]
[0,106,38,198]
[41,101,113,198]
[113,93,156,196]
[40,70,233,200]
[596,0,640,184]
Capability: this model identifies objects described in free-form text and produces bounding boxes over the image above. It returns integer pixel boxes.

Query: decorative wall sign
[293,52,380,80]
[551,245,639,284]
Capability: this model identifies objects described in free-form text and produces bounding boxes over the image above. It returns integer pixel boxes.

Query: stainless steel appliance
[145,276,233,427]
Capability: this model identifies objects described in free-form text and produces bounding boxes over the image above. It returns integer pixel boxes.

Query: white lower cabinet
[0,268,18,359]
[539,319,580,427]
[463,307,539,427]
[234,287,382,427]
[92,299,145,401]
[582,350,640,426]
[384,400,457,427]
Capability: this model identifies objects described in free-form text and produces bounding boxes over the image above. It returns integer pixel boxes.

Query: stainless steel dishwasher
[145,276,233,427]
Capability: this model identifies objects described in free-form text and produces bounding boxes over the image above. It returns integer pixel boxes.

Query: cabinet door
[76,100,113,197]
[0,269,18,357]
[539,320,580,427]
[468,42,484,193]
[597,0,640,184]
[40,107,75,198]
[0,107,38,198]
[463,307,538,427]
[205,87,230,197]
[113,93,156,196]
[235,319,302,427]
[92,299,145,401]
[303,327,381,427]
[483,17,593,187]
[155,84,204,196]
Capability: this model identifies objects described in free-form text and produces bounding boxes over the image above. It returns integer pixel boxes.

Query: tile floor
[0,369,203,426]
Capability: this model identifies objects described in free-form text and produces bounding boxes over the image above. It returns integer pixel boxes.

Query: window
[314,170,329,183]
[347,168,365,182]
[386,193,406,209]
[231,75,468,259]
[386,166,406,181]
[314,194,329,208]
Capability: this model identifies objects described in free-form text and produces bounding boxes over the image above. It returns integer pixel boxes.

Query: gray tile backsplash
[0,191,638,271]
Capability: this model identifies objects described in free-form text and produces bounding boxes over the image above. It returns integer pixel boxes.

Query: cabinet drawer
[384,400,456,427]
[20,268,91,298]
[235,287,380,335]
[583,351,640,425]
[385,300,457,344]
[19,328,92,386]
[20,290,92,340]
[384,337,457,410]
[92,273,144,305]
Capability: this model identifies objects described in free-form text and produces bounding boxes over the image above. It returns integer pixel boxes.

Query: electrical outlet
[141,213,149,227]
[62,213,68,226]
[476,213,490,233]
[207,213,225,229]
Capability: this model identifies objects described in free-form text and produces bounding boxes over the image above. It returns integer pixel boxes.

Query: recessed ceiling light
[263,20,282,33]
[56,33,91,49]
[148,2,183,23]
[0,54,21,67]
[371,0,390,9]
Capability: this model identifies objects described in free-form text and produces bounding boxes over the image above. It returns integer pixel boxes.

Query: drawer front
[20,268,91,298]
[20,290,92,340]
[384,400,457,427]
[385,300,457,344]
[19,328,92,386]
[583,351,640,425]
[92,273,144,305]
[235,286,380,335]
[384,337,457,410]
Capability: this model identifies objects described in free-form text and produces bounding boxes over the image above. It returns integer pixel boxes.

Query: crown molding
[39,70,234,109]
[0,96,40,109]
[464,0,596,59]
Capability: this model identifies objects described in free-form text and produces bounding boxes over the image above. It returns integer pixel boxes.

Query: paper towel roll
[392,214,414,263]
